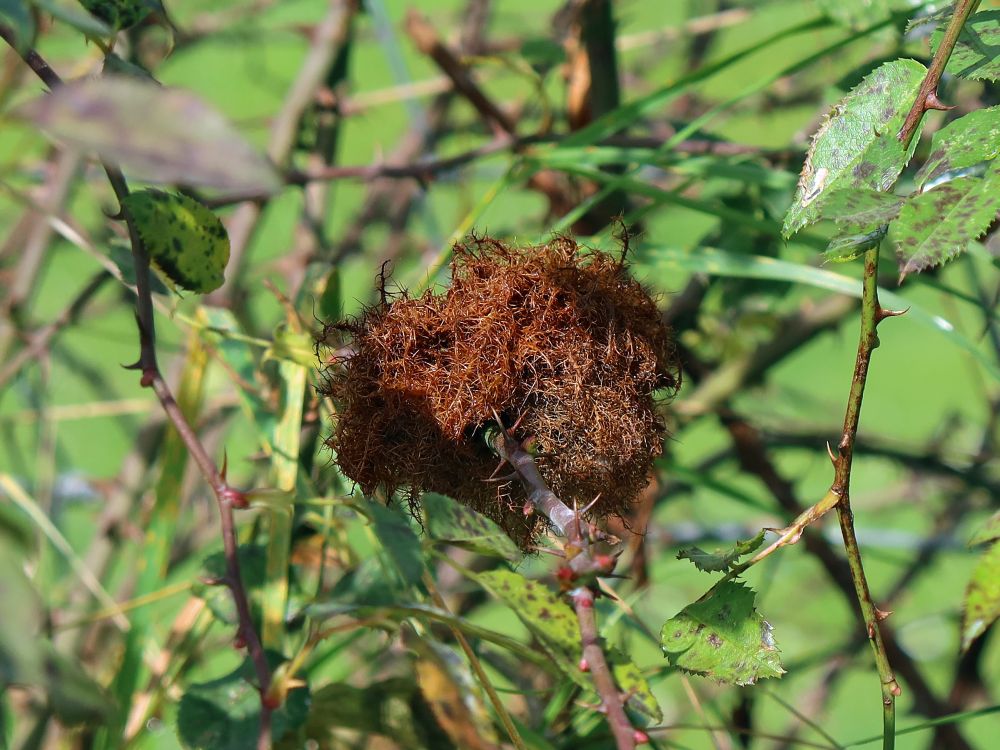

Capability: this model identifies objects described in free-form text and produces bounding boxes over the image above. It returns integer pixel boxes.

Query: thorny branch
[491,426,643,750]
[0,24,274,750]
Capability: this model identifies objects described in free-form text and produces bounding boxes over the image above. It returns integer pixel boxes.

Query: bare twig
[0,24,274,749]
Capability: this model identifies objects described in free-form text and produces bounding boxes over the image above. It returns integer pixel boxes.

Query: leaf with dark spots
[677,530,766,573]
[122,190,229,294]
[660,580,784,686]
[475,569,579,656]
[423,493,520,561]
[783,59,926,238]
[894,168,1000,276]
[15,77,281,196]
[609,654,662,726]
[815,188,904,231]
[916,106,1000,189]
[933,10,1000,81]
[961,540,1000,651]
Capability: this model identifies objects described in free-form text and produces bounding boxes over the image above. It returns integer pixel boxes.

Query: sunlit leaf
[660,580,784,686]
[916,106,1000,189]
[423,493,520,562]
[17,77,281,195]
[934,10,1000,81]
[969,511,1000,547]
[894,169,1000,276]
[610,654,662,726]
[177,655,309,749]
[677,530,766,573]
[783,59,926,237]
[475,569,579,656]
[123,190,230,293]
[961,540,1000,651]
[816,188,905,230]
[824,226,887,263]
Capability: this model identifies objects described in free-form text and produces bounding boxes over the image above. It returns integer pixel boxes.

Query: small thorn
[220,452,229,482]
[486,458,509,481]
[924,91,954,112]
[826,441,837,464]
[579,493,602,516]
[875,607,893,622]
[122,358,143,371]
[876,306,909,322]
[483,471,519,484]
[139,368,156,388]
[867,622,877,639]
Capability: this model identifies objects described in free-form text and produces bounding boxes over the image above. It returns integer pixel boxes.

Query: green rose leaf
[782,59,926,238]
[893,168,1000,276]
[660,580,784,686]
[961,540,1000,651]
[916,106,1000,189]
[610,653,662,726]
[815,188,905,231]
[423,493,521,562]
[475,569,579,655]
[123,190,230,294]
[933,10,1000,81]
[969,511,1000,548]
[677,530,767,573]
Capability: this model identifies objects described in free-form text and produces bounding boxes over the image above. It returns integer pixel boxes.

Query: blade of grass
[0,473,128,630]
[639,244,1000,380]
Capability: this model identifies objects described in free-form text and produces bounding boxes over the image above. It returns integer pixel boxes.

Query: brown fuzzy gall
[319,235,680,547]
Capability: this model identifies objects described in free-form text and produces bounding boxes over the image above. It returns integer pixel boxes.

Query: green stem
[831,4,983,749]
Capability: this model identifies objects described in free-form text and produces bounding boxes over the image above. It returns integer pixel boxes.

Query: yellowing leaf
[123,190,229,294]
[962,540,1000,651]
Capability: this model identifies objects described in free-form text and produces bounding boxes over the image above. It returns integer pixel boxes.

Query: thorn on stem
[876,306,909,322]
[875,607,893,621]
[826,441,837,464]
[923,91,954,112]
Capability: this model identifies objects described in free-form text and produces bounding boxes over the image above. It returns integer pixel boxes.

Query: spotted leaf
[893,167,1000,276]
[423,493,520,562]
[122,190,229,294]
[933,10,1000,81]
[916,106,1000,189]
[660,580,784,686]
[782,59,926,238]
